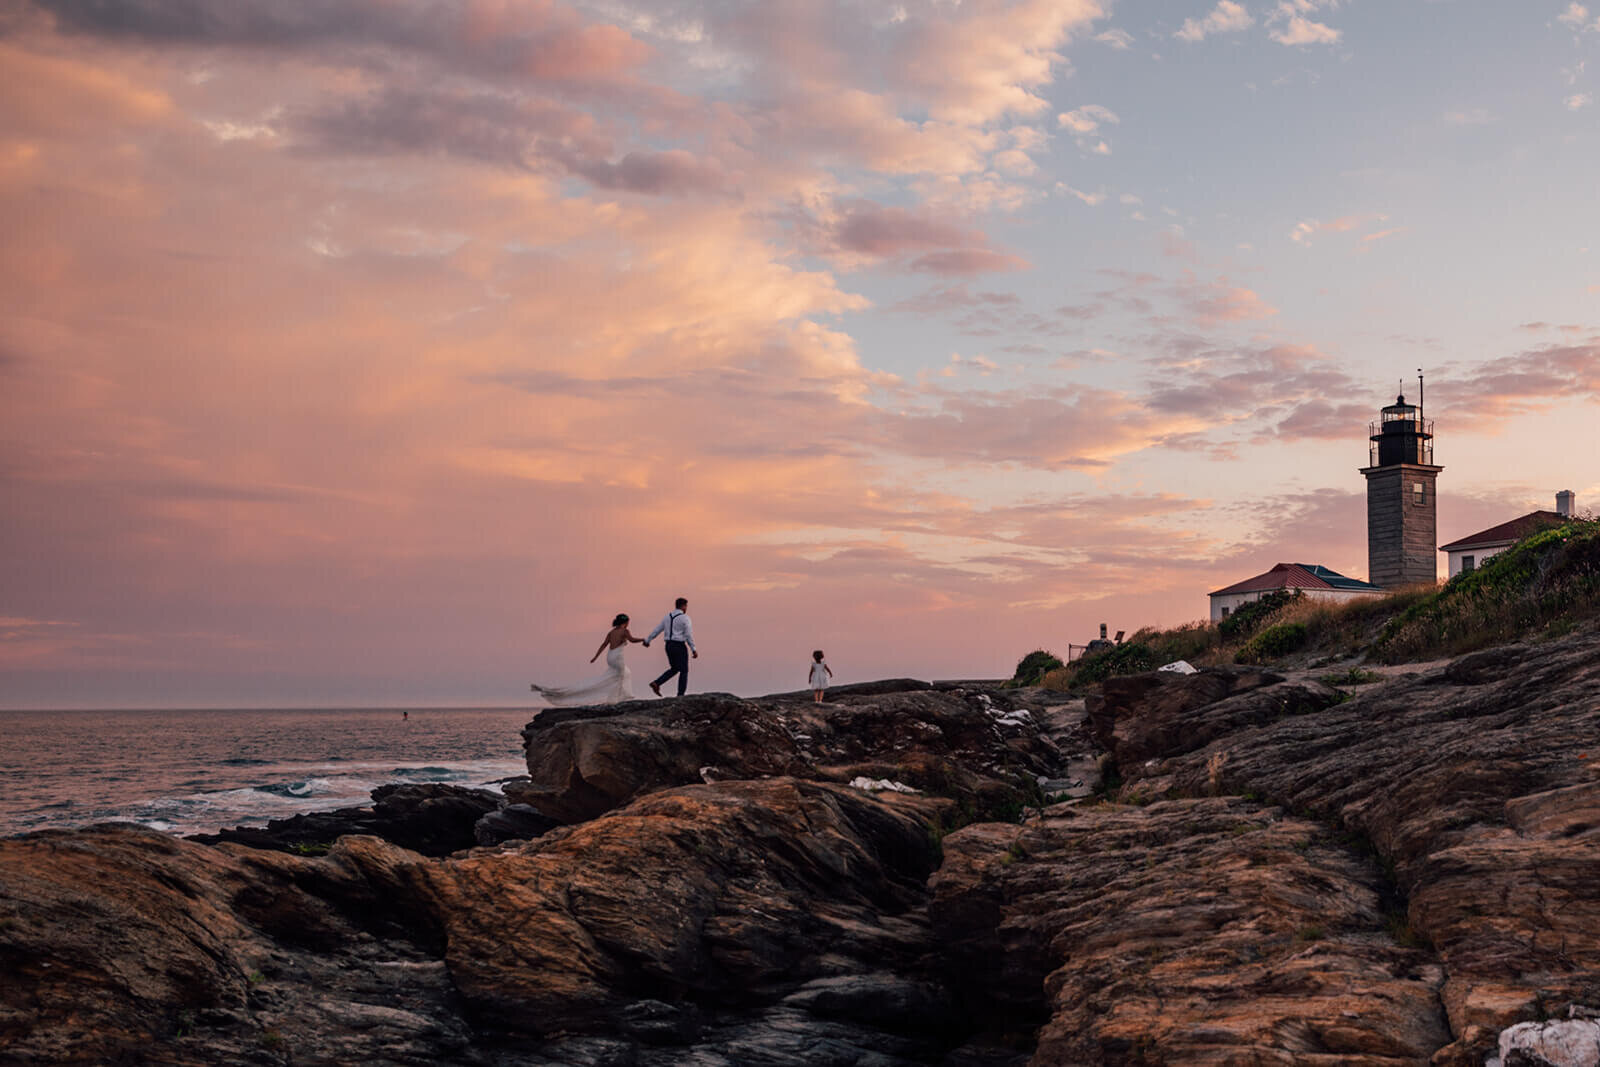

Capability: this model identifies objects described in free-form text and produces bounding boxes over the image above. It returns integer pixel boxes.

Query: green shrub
[1012,649,1065,686]
[1070,642,1159,686]
[1235,621,1309,664]
[1219,589,1302,641]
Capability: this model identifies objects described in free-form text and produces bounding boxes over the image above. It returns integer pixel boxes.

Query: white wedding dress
[531,645,633,706]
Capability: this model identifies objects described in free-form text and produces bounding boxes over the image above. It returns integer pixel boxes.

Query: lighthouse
[1360,386,1443,588]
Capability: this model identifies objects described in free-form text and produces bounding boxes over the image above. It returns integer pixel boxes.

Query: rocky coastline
[2,636,1598,1065]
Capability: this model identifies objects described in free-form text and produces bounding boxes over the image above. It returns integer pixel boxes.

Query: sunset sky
[3,0,1597,708]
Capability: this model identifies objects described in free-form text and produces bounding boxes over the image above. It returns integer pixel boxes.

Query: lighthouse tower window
[1413,482,1426,505]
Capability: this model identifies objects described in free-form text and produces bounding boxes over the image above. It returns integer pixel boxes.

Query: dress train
[531,645,633,706]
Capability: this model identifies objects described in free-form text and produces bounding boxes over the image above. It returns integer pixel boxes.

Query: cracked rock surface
[2,635,1597,1064]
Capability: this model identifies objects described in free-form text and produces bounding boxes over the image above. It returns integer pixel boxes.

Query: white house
[1438,491,1576,579]
[1208,562,1386,622]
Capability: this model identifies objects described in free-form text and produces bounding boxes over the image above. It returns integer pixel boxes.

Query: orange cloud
[3,2,1589,707]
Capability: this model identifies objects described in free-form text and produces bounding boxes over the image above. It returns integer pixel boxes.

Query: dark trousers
[653,640,689,696]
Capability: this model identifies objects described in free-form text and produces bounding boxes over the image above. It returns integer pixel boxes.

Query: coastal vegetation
[1037,518,1600,689]
[1009,649,1064,686]
[1370,518,1600,662]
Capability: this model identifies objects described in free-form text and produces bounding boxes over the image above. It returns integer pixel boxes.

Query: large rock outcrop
[512,684,1064,826]
[931,799,1450,1064]
[0,780,963,1065]
[0,684,1059,1065]
[1124,636,1600,1063]
[935,630,1600,1065]
[2,633,1598,1065]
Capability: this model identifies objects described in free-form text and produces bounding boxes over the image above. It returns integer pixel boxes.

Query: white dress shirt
[647,610,695,651]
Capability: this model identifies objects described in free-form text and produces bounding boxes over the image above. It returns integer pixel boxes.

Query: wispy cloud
[1175,1,1254,42]
[1290,213,1385,246]
[1266,0,1342,46]
[1269,15,1340,45]
[1059,184,1107,206]
[1057,103,1120,134]
[1557,2,1600,32]
[1057,103,1120,154]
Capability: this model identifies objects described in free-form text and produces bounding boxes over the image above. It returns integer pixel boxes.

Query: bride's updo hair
[612,614,629,627]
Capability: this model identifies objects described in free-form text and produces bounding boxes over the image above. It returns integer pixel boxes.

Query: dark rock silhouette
[194,782,503,857]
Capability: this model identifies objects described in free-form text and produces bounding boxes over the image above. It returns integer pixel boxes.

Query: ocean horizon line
[0,677,1012,716]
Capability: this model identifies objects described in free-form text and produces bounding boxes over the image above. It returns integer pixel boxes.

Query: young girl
[808,650,833,703]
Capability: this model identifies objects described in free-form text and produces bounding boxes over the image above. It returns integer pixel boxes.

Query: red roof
[1439,511,1565,552]
[1208,562,1382,598]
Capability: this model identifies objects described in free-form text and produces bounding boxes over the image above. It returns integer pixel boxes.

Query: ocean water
[0,707,537,837]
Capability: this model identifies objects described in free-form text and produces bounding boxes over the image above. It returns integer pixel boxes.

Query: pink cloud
[882,385,1200,469]
[1431,343,1600,424]
[831,203,989,257]
[9,3,1593,709]
[1186,284,1277,325]
[888,0,1107,124]
[909,248,1030,275]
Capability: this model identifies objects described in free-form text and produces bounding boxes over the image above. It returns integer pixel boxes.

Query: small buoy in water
[402,711,409,721]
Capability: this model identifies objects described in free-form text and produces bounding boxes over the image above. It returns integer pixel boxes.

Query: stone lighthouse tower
[1360,387,1443,588]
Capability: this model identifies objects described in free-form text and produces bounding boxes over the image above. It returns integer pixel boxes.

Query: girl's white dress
[809,662,830,689]
[532,645,633,706]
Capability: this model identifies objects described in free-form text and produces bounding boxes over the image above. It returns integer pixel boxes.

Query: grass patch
[1319,666,1385,687]
[1235,621,1309,665]
[1370,520,1600,663]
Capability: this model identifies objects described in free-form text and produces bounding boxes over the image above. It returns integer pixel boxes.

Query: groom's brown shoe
[649,681,661,696]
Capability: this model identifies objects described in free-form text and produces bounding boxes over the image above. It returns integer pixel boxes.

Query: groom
[644,597,697,697]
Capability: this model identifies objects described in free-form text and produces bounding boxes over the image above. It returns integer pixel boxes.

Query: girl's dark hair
[613,614,630,627]
[813,650,824,661]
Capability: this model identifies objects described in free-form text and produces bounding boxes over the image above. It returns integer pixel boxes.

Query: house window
[1413,482,1426,505]
[1220,606,1230,617]
[1462,555,1474,573]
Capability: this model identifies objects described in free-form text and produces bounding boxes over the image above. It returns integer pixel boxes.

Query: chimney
[1556,490,1575,518]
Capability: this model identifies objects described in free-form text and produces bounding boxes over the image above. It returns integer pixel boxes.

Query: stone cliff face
[934,631,1600,1065]
[1,641,1596,1065]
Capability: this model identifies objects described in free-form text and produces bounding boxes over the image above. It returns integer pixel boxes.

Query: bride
[531,614,643,706]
